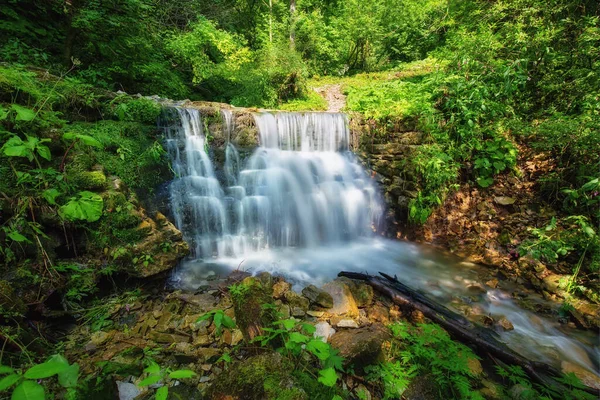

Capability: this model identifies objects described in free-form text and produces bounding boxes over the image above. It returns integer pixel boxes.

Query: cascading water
[164,108,382,261]
[163,107,598,380]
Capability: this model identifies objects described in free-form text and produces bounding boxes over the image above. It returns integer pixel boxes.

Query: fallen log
[338,271,599,396]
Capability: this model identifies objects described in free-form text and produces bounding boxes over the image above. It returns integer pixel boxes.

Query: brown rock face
[124,211,189,277]
[329,323,390,370]
[322,279,359,317]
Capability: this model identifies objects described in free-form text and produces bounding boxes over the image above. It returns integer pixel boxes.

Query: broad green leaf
[3,136,33,161]
[144,362,160,375]
[168,370,196,379]
[138,374,162,387]
[11,104,35,122]
[0,374,21,391]
[62,132,103,149]
[277,319,296,330]
[57,363,79,388]
[306,339,330,361]
[222,315,236,329]
[35,146,51,161]
[10,380,45,400]
[7,231,30,243]
[317,367,338,387]
[302,323,316,335]
[0,366,15,375]
[0,106,8,121]
[59,191,103,222]
[288,332,309,344]
[24,359,70,379]
[42,189,60,205]
[155,386,168,400]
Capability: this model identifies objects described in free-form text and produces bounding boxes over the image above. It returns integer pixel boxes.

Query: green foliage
[519,216,599,292]
[253,317,343,391]
[59,191,104,223]
[368,322,482,399]
[196,309,236,337]
[108,97,162,125]
[0,354,79,400]
[137,361,196,400]
[494,365,596,400]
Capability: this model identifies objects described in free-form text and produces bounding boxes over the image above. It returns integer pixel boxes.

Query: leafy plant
[0,355,79,400]
[59,191,104,222]
[196,309,236,337]
[253,318,344,388]
[2,135,51,167]
[137,361,196,400]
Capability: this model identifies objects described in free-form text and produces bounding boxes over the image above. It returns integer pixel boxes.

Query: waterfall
[163,108,383,260]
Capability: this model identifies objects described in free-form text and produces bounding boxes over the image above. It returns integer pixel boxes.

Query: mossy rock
[71,170,107,190]
[232,277,277,342]
[205,352,307,400]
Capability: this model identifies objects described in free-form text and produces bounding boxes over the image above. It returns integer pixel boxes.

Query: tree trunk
[289,0,296,49]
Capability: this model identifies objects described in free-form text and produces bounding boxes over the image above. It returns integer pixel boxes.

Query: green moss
[71,171,107,190]
[231,277,277,342]
[67,120,170,193]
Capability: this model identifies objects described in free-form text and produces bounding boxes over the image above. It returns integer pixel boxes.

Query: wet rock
[322,279,359,317]
[291,307,306,317]
[561,361,600,390]
[222,329,244,346]
[116,381,140,400]
[302,285,334,308]
[329,323,390,370]
[257,271,274,289]
[497,317,514,331]
[336,277,374,308]
[485,279,499,289]
[466,283,487,294]
[314,322,336,343]
[277,303,291,319]
[174,293,218,312]
[284,291,310,312]
[307,310,324,318]
[336,319,359,328]
[273,280,291,299]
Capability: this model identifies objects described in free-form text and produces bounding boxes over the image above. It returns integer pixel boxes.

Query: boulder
[561,361,600,390]
[322,279,359,317]
[336,277,374,307]
[273,280,292,299]
[284,290,310,312]
[314,322,336,343]
[205,352,307,400]
[302,285,334,308]
[329,323,390,370]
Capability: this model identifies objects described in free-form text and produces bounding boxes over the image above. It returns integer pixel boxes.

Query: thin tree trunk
[289,0,296,49]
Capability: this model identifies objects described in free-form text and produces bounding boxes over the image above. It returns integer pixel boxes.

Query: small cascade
[163,108,382,260]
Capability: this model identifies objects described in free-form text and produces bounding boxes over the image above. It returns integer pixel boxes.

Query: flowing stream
[161,107,599,379]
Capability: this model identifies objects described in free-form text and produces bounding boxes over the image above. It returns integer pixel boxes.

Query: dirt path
[314,84,346,112]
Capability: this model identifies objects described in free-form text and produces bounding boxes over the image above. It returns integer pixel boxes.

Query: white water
[163,108,599,378]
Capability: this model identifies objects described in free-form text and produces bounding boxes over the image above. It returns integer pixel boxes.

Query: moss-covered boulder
[231,276,276,342]
[205,352,307,400]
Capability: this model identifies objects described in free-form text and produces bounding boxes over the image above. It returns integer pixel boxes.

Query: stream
[161,107,599,379]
